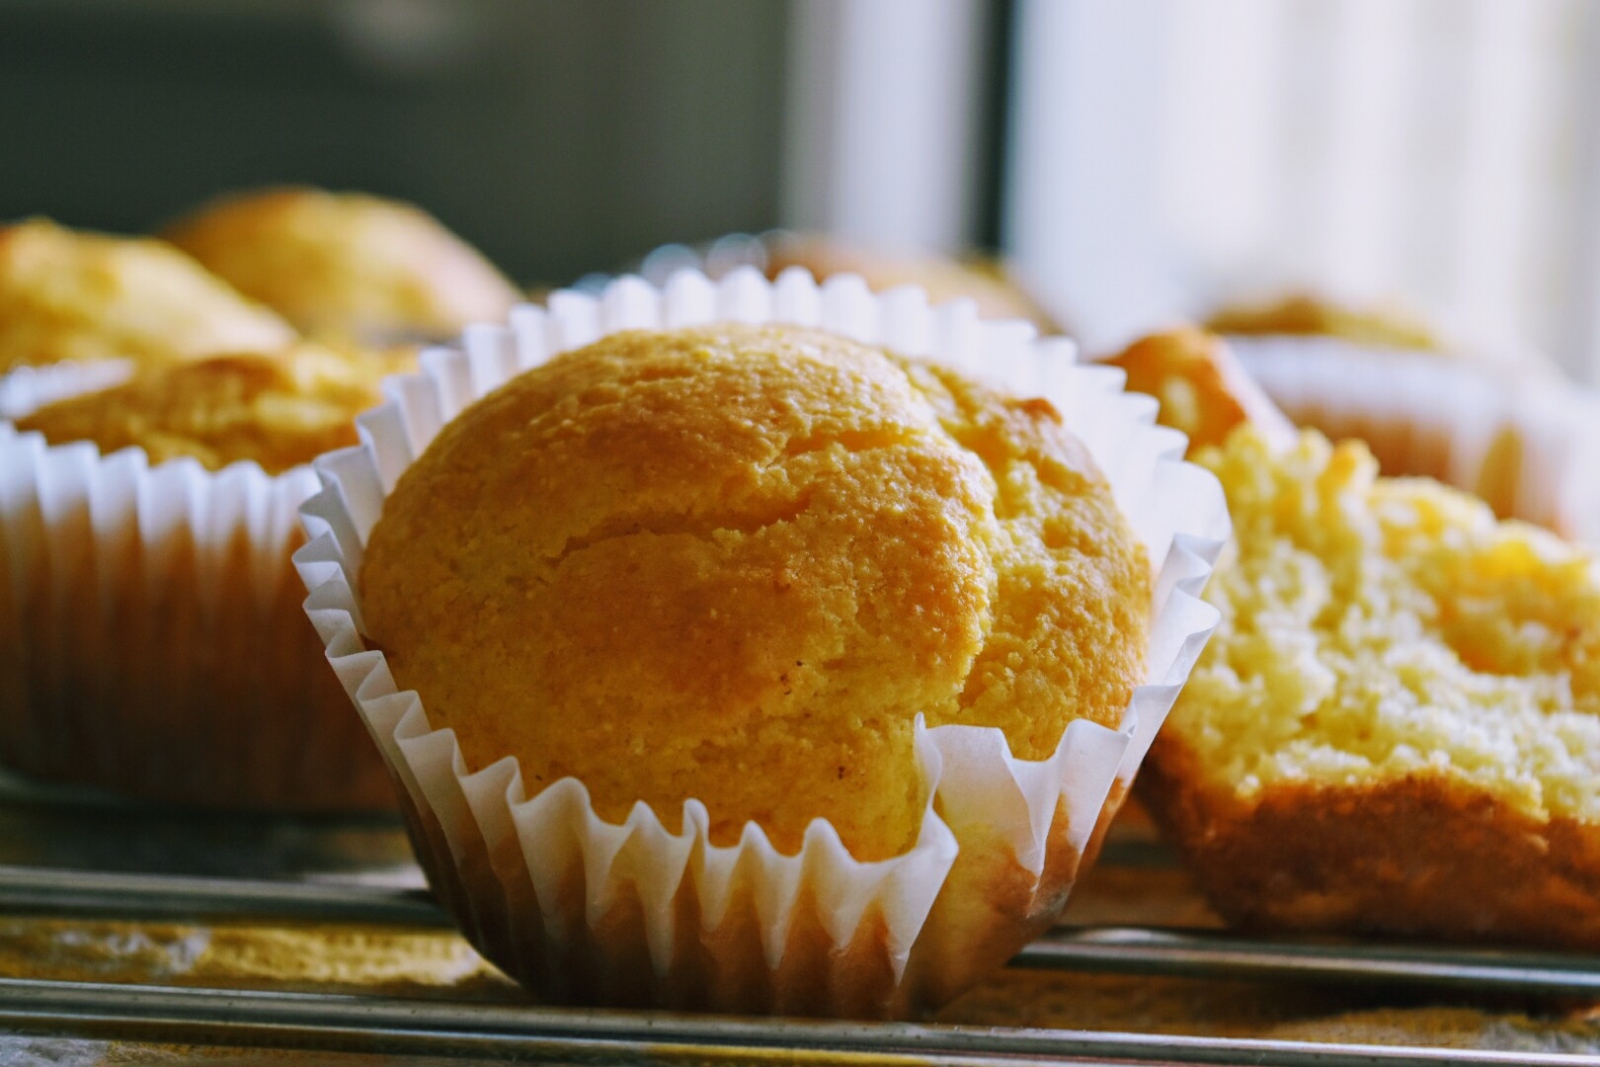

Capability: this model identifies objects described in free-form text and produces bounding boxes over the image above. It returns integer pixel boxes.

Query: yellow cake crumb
[1176,426,1600,822]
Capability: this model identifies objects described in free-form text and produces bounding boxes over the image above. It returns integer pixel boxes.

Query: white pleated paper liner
[0,366,395,810]
[295,267,1230,1017]
[1233,337,1600,546]
[0,359,134,420]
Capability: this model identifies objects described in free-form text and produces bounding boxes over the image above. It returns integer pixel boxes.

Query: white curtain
[1006,0,1600,379]
[781,0,990,254]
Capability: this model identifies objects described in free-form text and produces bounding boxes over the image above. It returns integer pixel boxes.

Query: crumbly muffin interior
[360,324,1148,861]
[16,343,409,474]
[1177,426,1600,822]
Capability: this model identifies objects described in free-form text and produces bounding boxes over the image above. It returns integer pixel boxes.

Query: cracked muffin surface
[360,324,1148,860]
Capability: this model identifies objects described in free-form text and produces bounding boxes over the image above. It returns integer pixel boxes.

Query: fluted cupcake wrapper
[296,267,1230,1016]
[1233,338,1600,546]
[0,378,395,810]
[0,359,134,420]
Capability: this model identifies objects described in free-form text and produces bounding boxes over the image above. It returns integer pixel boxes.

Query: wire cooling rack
[3,777,1600,1066]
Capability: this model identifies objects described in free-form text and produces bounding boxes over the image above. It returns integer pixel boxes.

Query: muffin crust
[1103,327,1294,457]
[361,324,1148,861]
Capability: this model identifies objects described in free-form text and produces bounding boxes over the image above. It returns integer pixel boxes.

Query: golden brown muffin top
[766,236,1063,334]
[17,344,409,474]
[1103,327,1295,457]
[1205,293,1439,350]
[361,324,1148,861]
[0,218,297,374]
[1171,426,1600,822]
[164,187,520,342]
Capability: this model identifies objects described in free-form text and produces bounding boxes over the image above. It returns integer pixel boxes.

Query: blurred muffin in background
[1199,292,1592,540]
[1205,292,1439,351]
[164,187,520,344]
[0,218,295,374]
[1,342,407,810]
[1206,289,1567,380]
[765,234,1063,334]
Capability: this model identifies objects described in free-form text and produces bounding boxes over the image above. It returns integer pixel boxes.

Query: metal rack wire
[4,862,1600,1065]
[8,865,1600,1000]
[3,772,1599,1067]
[3,972,1595,1067]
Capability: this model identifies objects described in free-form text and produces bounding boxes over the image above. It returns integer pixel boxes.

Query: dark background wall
[0,0,790,288]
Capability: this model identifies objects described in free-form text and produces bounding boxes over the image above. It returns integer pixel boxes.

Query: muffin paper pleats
[295,268,1231,1016]
[1234,338,1600,546]
[0,376,395,810]
[0,359,133,420]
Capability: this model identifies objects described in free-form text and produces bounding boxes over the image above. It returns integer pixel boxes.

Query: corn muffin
[360,323,1148,861]
[1139,425,1600,947]
[1101,327,1294,458]
[300,266,1234,1016]
[17,344,412,474]
[164,187,520,342]
[0,218,295,373]
[0,344,407,809]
